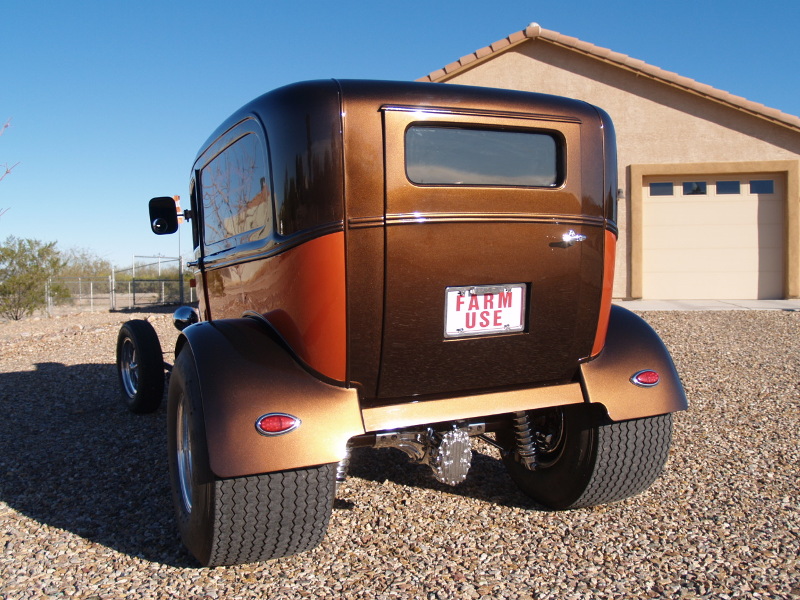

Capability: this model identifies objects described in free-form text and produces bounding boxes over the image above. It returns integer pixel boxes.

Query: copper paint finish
[362,383,584,432]
[181,318,364,479]
[591,229,618,357]
[371,98,606,398]
[336,81,614,397]
[180,80,684,479]
[580,305,688,421]
[205,232,347,382]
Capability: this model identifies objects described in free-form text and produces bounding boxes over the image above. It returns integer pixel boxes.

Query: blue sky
[1,0,798,268]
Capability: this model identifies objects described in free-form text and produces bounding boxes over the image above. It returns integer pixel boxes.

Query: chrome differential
[375,424,479,486]
[428,428,472,486]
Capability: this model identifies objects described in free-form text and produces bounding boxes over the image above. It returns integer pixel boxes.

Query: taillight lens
[255,413,301,436]
[631,370,660,387]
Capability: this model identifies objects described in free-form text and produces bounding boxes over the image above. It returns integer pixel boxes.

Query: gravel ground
[0,309,798,599]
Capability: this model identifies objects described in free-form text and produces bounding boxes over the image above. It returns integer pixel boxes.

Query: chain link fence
[45,256,195,315]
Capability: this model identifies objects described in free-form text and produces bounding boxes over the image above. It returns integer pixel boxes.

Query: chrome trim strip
[381,104,583,124]
[202,221,344,271]
[383,212,606,227]
[347,216,385,229]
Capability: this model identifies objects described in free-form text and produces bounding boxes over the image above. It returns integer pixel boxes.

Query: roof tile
[490,38,510,52]
[419,24,800,131]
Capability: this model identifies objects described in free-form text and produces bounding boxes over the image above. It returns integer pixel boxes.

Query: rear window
[405,126,560,187]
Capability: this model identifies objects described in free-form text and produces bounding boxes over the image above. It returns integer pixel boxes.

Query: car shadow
[341,443,542,511]
[0,361,539,567]
[0,361,195,567]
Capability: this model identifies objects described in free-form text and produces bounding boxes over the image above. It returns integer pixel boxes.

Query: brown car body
[125,79,687,566]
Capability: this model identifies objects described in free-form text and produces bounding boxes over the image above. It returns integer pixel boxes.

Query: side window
[200,133,271,249]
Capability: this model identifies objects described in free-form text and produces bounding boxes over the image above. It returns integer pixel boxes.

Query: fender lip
[581,305,688,421]
[178,318,364,479]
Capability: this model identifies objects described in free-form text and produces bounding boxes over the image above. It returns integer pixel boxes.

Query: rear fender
[580,305,688,421]
[177,318,364,478]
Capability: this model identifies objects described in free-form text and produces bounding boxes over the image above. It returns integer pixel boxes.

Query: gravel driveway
[0,309,798,599]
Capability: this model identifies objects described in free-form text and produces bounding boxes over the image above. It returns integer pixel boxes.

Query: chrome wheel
[119,338,139,398]
[176,393,193,514]
[115,320,164,414]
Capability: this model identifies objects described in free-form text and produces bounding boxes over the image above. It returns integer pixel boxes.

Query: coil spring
[336,447,352,486]
[511,411,538,470]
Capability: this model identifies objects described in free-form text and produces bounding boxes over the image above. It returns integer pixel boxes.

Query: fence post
[179,257,185,304]
[110,271,115,311]
[45,279,52,318]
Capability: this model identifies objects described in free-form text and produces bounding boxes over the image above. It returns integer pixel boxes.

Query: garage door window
[649,182,673,196]
[683,182,707,195]
[717,181,740,194]
[750,180,775,194]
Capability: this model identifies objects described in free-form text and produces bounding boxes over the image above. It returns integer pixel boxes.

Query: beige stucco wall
[442,40,800,297]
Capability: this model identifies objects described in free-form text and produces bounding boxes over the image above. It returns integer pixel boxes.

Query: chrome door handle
[562,229,587,246]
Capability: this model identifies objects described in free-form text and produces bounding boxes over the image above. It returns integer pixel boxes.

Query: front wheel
[167,346,337,567]
[116,320,164,414]
[499,405,673,509]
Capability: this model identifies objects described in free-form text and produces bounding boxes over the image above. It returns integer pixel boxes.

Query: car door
[376,105,606,398]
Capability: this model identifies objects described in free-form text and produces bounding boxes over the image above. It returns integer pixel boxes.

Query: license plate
[444,284,526,338]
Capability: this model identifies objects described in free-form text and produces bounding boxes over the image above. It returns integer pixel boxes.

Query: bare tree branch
[0,161,19,184]
[1,119,16,217]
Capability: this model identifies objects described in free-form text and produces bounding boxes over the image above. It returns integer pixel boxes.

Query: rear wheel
[116,320,164,414]
[499,405,672,509]
[167,346,337,566]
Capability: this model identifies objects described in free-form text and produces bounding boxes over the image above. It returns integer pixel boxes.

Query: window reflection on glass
[649,182,673,196]
[716,181,740,195]
[405,126,559,186]
[201,133,270,246]
[682,181,707,195]
[750,180,775,194]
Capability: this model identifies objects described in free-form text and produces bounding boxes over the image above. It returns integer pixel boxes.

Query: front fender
[177,318,364,479]
[580,305,688,421]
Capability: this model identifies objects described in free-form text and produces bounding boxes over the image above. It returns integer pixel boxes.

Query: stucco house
[420,23,800,300]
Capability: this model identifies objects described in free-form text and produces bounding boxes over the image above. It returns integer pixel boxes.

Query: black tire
[116,320,165,414]
[499,405,672,509]
[167,346,337,567]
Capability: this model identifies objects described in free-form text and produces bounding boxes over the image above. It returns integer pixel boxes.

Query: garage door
[642,174,784,299]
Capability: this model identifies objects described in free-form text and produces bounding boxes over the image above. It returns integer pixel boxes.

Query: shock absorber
[511,411,538,471]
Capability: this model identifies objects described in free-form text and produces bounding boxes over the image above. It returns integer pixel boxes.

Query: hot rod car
[116,79,687,567]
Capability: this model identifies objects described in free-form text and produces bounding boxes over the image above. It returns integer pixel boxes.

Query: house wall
[442,40,800,297]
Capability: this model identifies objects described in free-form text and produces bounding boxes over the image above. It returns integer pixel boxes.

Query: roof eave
[419,23,800,134]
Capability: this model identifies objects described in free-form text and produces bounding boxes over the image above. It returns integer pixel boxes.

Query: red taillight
[255,413,301,436]
[631,370,660,387]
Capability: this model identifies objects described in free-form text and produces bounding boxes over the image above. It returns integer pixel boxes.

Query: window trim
[403,124,564,188]
[195,119,274,256]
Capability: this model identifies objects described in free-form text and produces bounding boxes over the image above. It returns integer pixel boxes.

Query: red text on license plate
[444,284,526,338]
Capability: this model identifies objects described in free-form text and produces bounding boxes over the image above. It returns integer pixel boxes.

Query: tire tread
[205,464,336,566]
[570,413,673,508]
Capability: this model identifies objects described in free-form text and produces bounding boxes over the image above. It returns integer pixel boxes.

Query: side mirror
[149,196,179,235]
[173,306,200,331]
